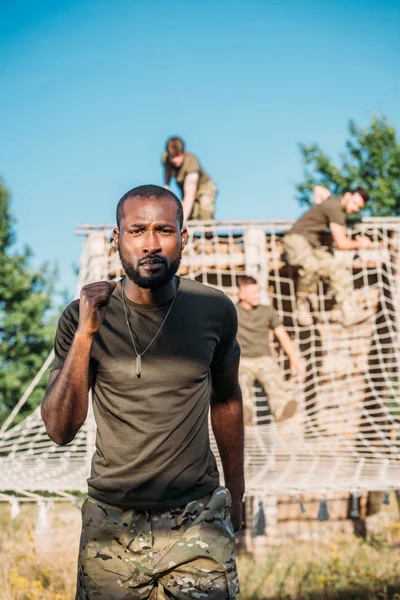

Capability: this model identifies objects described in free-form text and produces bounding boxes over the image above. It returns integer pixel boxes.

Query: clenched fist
[77,280,117,337]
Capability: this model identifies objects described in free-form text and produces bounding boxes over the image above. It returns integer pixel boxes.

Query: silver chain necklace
[122,279,178,379]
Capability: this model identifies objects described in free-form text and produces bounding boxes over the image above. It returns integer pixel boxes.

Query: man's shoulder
[322,197,345,220]
[55,298,80,334]
[60,298,80,321]
[322,196,341,211]
[179,278,232,307]
[323,195,340,204]
[184,152,198,161]
[299,197,341,220]
[258,304,278,321]
[261,304,277,315]
[183,152,200,171]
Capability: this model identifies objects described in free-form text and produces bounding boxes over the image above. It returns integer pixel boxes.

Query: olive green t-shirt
[162,151,214,196]
[52,277,240,510]
[289,197,346,247]
[236,304,281,358]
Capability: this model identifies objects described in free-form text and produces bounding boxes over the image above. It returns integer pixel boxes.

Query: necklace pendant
[136,355,141,379]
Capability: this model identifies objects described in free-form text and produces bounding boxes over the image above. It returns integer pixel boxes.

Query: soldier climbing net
[0,218,399,512]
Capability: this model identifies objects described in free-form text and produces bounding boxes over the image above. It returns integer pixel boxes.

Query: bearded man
[41,185,244,599]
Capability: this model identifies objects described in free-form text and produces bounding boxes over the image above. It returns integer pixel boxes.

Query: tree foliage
[0,180,56,425]
[296,116,400,216]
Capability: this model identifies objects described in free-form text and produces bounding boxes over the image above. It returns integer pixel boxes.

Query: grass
[1,503,400,599]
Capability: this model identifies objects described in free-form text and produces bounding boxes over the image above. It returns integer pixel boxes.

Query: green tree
[0,180,56,426]
[296,116,400,216]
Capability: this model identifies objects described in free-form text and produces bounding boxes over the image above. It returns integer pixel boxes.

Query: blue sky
[1,0,399,296]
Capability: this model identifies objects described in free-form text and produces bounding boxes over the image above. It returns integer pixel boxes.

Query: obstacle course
[1,217,399,540]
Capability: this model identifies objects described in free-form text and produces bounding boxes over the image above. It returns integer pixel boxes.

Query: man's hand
[77,280,117,338]
[290,356,306,376]
[357,236,372,249]
[313,185,331,205]
[229,494,244,532]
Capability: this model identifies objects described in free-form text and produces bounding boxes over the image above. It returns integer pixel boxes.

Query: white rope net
[1,218,399,506]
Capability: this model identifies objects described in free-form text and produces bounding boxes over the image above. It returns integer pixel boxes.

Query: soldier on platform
[236,275,303,426]
[283,186,372,327]
[162,136,218,222]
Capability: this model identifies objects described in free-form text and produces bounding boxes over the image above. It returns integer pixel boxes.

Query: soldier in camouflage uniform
[162,137,218,222]
[42,185,244,599]
[236,276,304,426]
[283,186,372,327]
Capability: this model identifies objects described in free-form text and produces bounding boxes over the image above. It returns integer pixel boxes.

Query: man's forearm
[41,332,93,445]
[182,174,199,220]
[211,392,245,498]
[276,327,297,361]
[335,238,365,251]
[182,193,196,220]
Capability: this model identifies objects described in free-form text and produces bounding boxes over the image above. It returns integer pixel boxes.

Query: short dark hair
[237,275,258,288]
[351,187,369,203]
[116,184,184,229]
[166,136,185,156]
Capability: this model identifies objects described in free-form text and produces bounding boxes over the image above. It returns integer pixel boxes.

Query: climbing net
[0,218,399,508]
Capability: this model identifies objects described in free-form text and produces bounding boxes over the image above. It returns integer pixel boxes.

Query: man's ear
[181,227,188,249]
[113,227,119,250]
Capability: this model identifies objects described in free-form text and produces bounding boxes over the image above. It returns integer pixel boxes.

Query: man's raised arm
[274,324,305,376]
[41,281,116,446]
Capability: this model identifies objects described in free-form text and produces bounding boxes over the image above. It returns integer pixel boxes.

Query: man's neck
[239,300,256,311]
[123,277,177,306]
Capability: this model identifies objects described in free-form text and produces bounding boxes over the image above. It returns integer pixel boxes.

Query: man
[236,276,303,426]
[162,136,217,221]
[41,185,243,599]
[283,186,372,327]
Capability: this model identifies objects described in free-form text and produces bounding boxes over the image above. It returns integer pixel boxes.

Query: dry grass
[1,503,400,599]
[0,502,80,600]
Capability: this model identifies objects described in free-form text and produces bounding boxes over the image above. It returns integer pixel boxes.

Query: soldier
[283,186,372,327]
[162,136,218,221]
[236,276,303,426]
[41,185,243,599]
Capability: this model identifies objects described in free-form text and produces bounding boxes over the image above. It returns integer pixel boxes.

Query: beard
[118,245,182,290]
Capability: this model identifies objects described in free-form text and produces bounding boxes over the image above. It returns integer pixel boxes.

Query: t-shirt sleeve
[183,154,201,176]
[52,301,80,371]
[211,297,241,370]
[324,198,346,226]
[268,307,282,330]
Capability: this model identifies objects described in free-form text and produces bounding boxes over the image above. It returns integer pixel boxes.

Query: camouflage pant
[283,233,352,305]
[239,355,289,425]
[190,183,217,220]
[76,486,238,599]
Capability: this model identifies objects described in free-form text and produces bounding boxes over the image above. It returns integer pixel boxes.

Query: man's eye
[129,229,142,235]
[161,229,173,234]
